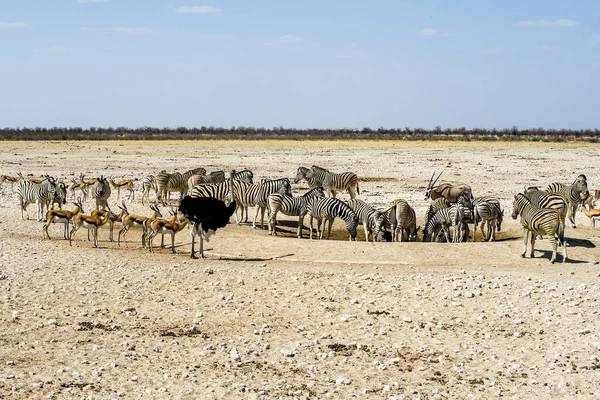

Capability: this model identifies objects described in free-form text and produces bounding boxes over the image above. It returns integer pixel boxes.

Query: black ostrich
[178,172,237,259]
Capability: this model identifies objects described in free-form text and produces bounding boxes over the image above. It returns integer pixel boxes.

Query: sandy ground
[0,140,599,400]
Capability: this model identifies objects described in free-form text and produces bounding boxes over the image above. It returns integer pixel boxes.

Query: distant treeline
[0,126,599,142]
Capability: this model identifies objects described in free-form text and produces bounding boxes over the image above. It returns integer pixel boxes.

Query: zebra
[423,198,451,242]
[141,175,158,204]
[423,204,468,243]
[294,166,325,189]
[155,170,171,204]
[305,166,360,199]
[472,196,503,242]
[233,178,292,229]
[50,181,68,211]
[307,197,358,240]
[187,171,226,194]
[545,176,589,228]
[16,177,58,221]
[346,199,386,242]
[385,199,420,242]
[190,172,241,221]
[89,176,112,210]
[162,167,206,205]
[267,187,326,238]
[233,169,254,184]
[512,193,567,263]
[523,188,567,221]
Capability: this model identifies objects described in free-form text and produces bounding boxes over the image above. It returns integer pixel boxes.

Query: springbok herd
[1,166,599,262]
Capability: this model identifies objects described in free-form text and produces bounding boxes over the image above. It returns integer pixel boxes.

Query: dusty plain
[0,140,599,400]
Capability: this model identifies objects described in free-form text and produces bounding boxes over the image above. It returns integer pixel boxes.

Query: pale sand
[0,140,599,399]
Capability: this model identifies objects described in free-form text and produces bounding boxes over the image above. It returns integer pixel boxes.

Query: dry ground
[0,140,599,400]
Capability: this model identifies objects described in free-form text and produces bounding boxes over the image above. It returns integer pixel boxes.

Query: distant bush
[0,126,598,142]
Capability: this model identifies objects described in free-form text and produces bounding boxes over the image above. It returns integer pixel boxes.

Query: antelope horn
[432,170,443,187]
[427,171,436,189]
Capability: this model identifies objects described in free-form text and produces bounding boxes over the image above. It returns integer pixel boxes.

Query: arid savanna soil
[0,140,599,399]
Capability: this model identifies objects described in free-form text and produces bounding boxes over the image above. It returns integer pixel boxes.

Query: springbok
[581,204,600,236]
[43,198,85,240]
[69,208,114,248]
[0,174,21,192]
[425,171,473,203]
[109,177,135,200]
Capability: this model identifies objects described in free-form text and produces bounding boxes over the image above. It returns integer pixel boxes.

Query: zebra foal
[346,199,386,242]
[512,193,566,263]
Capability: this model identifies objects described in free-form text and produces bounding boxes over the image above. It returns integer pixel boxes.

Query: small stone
[230,347,241,361]
[336,377,351,385]
[131,376,138,382]
[403,316,412,323]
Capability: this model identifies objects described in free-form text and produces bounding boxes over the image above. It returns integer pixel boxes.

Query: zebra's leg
[570,203,577,228]
[326,217,334,240]
[252,206,260,229]
[529,231,536,258]
[268,208,277,235]
[562,236,568,263]
[298,212,307,239]
[442,225,451,243]
[244,206,249,223]
[147,230,155,253]
[488,220,496,242]
[259,206,267,230]
[309,215,314,239]
[521,228,529,257]
[549,236,557,263]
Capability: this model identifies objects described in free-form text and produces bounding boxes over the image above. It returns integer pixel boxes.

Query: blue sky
[1,0,598,129]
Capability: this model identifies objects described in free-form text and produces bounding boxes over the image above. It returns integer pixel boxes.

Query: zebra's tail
[356,181,360,195]
[557,215,566,246]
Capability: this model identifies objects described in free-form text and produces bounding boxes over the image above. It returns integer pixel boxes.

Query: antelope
[43,198,85,240]
[69,208,114,248]
[0,174,21,192]
[425,171,473,203]
[117,203,162,248]
[146,209,189,253]
[18,172,50,184]
[68,174,88,201]
[109,177,135,200]
[89,204,126,242]
[581,204,600,236]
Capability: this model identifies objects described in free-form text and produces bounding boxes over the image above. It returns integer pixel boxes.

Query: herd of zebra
[1,166,598,262]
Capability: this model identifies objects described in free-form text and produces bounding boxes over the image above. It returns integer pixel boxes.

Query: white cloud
[420,28,437,36]
[175,6,222,15]
[0,22,30,29]
[538,44,559,53]
[77,0,110,3]
[263,34,304,46]
[517,19,578,28]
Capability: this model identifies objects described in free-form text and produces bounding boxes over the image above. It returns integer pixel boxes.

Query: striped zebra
[307,197,358,240]
[305,166,360,199]
[545,176,589,228]
[233,169,254,184]
[16,177,58,221]
[155,170,171,204]
[89,176,112,210]
[233,178,292,229]
[423,204,468,243]
[141,175,158,204]
[512,193,567,263]
[386,199,419,242]
[187,171,226,194]
[472,196,503,242]
[190,171,239,219]
[423,198,450,242]
[294,166,325,189]
[163,167,206,205]
[267,187,325,238]
[523,188,567,221]
[346,199,386,242]
[50,181,68,211]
